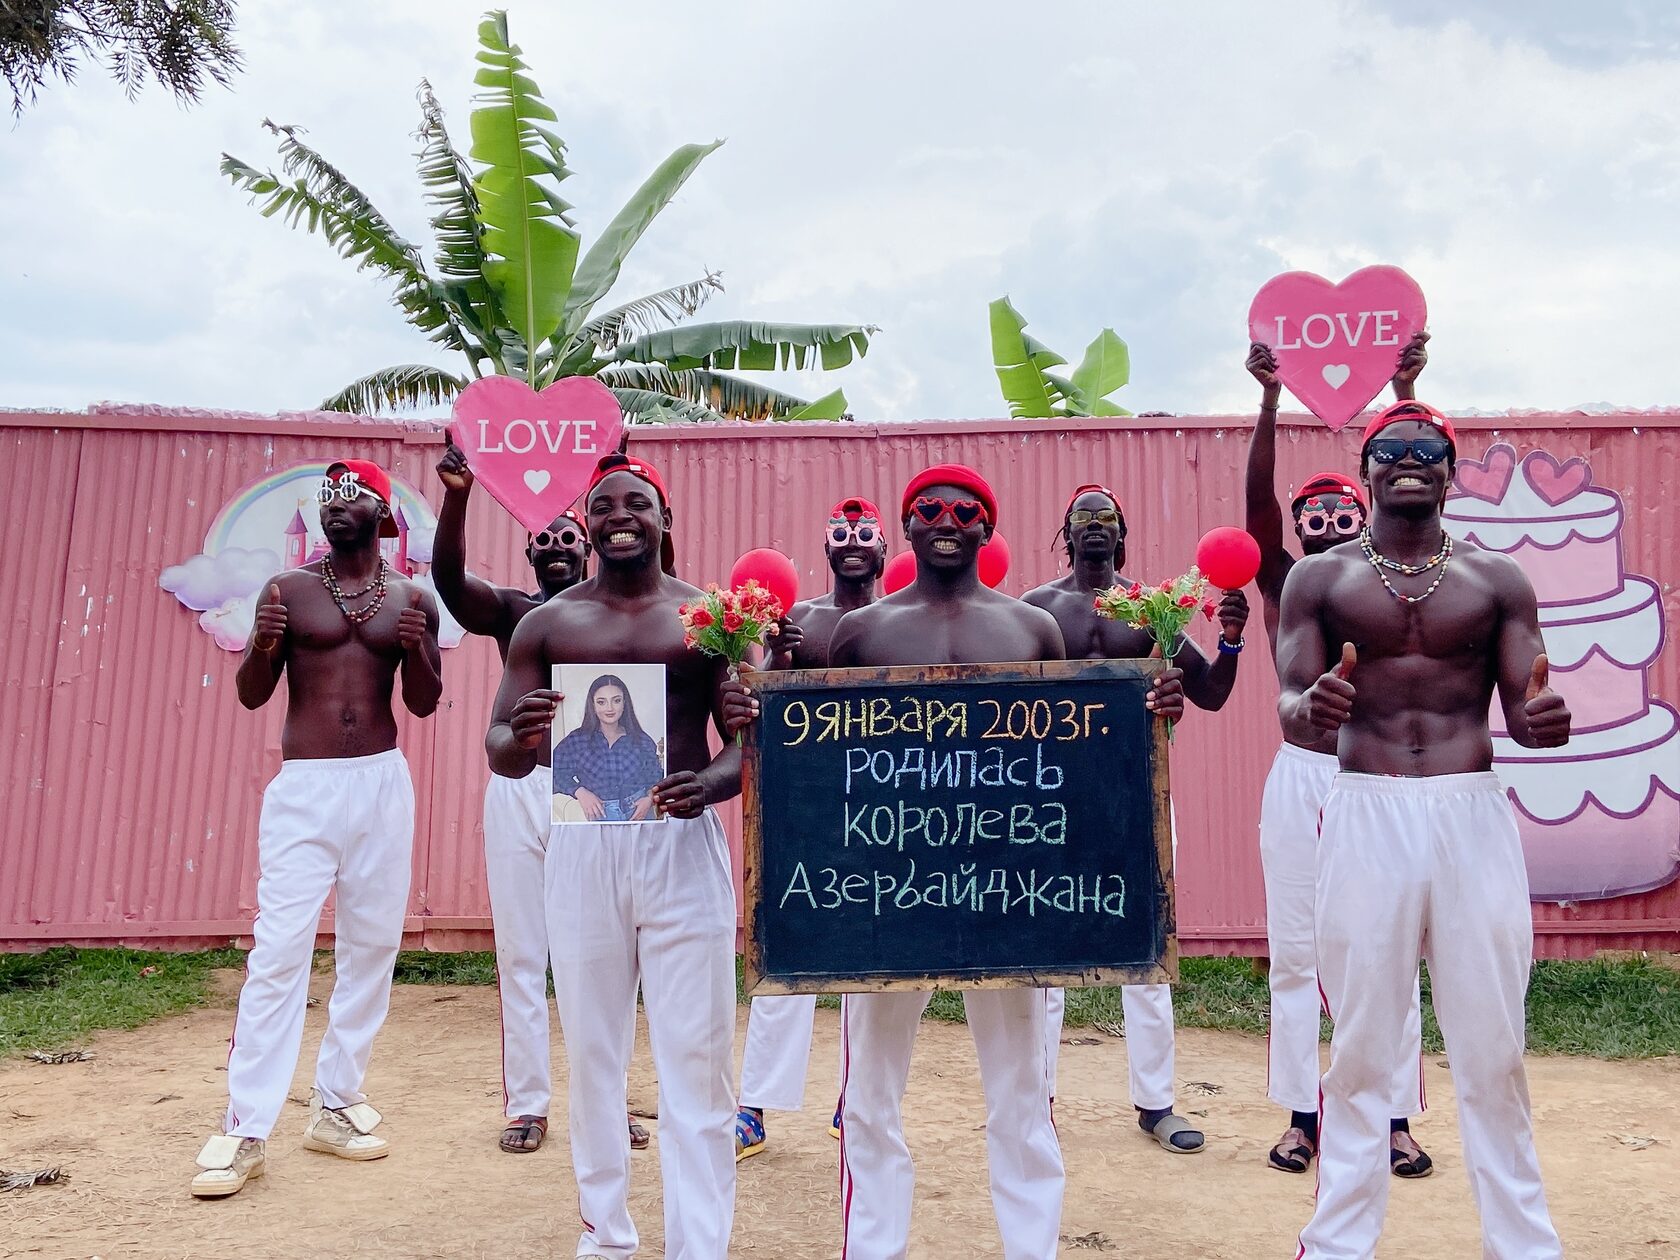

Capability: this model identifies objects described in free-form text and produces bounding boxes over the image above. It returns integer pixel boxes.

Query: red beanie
[326,459,400,538]
[1290,471,1367,512]
[1360,401,1457,452]
[1065,483,1121,517]
[901,464,998,527]
[830,496,882,522]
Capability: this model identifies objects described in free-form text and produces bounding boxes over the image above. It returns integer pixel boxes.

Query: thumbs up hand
[397,586,429,652]
[251,583,287,655]
[1522,652,1571,747]
[1305,642,1358,732]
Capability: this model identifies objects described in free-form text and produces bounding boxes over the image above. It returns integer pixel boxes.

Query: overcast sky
[3,0,1677,420]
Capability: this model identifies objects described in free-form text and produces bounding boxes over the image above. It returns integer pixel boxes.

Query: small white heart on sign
[1321,364,1352,389]
[522,469,552,494]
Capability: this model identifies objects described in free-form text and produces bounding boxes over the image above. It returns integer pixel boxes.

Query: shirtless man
[191,459,442,1199]
[1278,402,1569,1259]
[1245,334,1434,1179]
[734,495,885,1161]
[726,464,1184,1260]
[1021,485,1248,1155]
[434,443,649,1156]
[487,452,741,1260]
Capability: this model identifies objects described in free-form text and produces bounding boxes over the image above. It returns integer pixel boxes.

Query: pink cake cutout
[1444,444,1680,901]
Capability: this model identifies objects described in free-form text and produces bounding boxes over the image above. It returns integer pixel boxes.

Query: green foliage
[222,10,873,422]
[989,296,1133,418]
[2,0,241,115]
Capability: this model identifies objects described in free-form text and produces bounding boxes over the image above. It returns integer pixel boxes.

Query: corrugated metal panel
[2,407,1677,958]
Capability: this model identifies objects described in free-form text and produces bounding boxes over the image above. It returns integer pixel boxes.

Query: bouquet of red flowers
[679,580,785,675]
[1093,566,1217,739]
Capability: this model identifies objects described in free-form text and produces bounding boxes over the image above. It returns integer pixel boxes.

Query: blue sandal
[734,1107,766,1161]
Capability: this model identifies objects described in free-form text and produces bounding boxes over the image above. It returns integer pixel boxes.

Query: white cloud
[0,0,1676,422]
[159,547,280,611]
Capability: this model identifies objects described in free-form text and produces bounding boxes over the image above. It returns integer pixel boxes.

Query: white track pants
[485,766,554,1119]
[225,750,413,1140]
[1298,773,1560,1260]
[1260,743,1424,1117]
[740,994,818,1112]
[1043,983,1175,1110]
[548,812,737,1260]
[839,989,1062,1260]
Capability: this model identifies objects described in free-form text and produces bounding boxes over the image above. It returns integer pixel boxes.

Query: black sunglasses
[530,526,584,550]
[1366,437,1453,465]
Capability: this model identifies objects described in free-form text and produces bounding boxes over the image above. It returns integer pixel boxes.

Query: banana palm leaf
[608,321,874,373]
[571,272,724,354]
[989,296,1056,419]
[469,12,578,373]
[1069,328,1130,413]
[599,363,821,420]
[779,388,848,421]
[415,77,500,349]
[320,363,468,414]
[609,387,730,426]
[558,140,723,340]
[221,125,475,359]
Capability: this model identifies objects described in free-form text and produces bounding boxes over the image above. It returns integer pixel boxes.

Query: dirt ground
[2,970,1677,1259]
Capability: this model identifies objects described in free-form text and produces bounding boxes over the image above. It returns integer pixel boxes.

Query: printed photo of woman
[552,673,666,822]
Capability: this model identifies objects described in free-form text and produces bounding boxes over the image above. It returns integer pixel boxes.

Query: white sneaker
[302,1088,390,1161]
[190,1135,266,1198]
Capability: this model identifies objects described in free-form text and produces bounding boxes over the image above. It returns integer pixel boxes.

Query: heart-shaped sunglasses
[828,521,881,547]
[909,496,988,528]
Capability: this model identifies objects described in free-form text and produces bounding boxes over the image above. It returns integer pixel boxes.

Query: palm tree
[221,11,874,423]
[989,296,1131,418]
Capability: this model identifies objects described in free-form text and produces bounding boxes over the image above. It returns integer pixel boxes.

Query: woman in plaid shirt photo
[552,673,666,822]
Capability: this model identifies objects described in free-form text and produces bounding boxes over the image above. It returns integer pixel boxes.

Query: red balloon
[730,548,799,613]
[1196,526,1262,590]
[882,551,917,595]
[978,530,1011,589]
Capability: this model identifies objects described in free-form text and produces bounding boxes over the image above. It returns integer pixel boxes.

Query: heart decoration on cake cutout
[1247,265,1427,432]
[451,376,625,533]
[1453,443,1516,503]
[1523,450,1591,507]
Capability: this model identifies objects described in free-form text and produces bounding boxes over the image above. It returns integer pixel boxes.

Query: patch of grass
[5,950,1675,1062]
[0,946,243,1059]
[390,950,498,986]
[759,957,1680,1061]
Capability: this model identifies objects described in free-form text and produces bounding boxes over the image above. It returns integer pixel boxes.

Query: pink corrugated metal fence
[2,405,1676,957]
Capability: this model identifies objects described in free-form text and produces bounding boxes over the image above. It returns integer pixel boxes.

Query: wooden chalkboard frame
[741,658,1176,994]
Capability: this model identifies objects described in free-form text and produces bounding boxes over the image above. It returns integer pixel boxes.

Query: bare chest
[288,580,405,658]
[1324,561,1499,661]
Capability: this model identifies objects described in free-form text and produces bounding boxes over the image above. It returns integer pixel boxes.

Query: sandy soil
[2,968,1677,1259]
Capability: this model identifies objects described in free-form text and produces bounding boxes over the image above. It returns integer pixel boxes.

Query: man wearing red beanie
[1243,336,1435,1180]
[191,459,442,1198]
[734,495,887,1161]
[1024,482,1250,1156]
[1278,396,1568,1258]
[487,451,743,1260]
[725,464,1185,1259]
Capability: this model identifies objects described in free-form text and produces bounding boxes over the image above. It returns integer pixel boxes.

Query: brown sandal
[1268,1126,1316,1173]
[500,1115,547,1153]
[628,1115,650,1150]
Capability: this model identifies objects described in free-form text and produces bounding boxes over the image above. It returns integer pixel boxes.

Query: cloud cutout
[159,547,280,611]
[405,524,437,565]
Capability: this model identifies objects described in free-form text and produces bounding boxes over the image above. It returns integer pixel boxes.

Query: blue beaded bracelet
[1217,636,1245,655]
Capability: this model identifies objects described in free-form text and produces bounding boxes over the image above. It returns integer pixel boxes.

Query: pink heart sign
[451,376,625,532]
[1247,265,1427,432]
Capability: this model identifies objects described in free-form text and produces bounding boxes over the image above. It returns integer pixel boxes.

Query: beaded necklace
[1359,528,1453,604]
[321,556,390,623]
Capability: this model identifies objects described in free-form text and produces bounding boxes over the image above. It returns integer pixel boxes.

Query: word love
[1248,264,1428,432]
[451,375,626,533]
[471,416,600,456]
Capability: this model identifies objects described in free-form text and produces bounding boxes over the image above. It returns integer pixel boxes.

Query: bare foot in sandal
[500,1114,547,1153]
[629,1114,650,1150]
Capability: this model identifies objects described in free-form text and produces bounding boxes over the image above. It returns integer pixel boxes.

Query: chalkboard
[742,659,1175,994]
